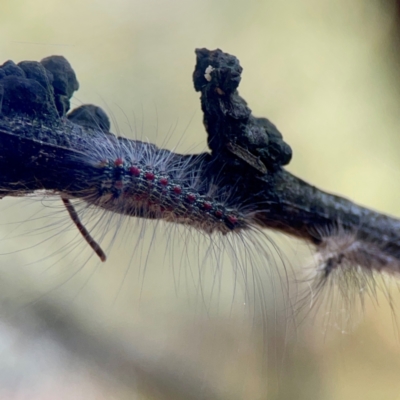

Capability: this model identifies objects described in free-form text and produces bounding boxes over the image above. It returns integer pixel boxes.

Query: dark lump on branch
[0,56,79,120]
[193,48,292,173]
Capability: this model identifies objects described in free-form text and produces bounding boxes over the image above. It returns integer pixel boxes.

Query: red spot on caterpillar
[145,171,155,181]
[114,157,124,167]
[159,177,168,186]
[186,193,196,203]
[173,185,182,194]
[215,210,223,218]
[227,215,238,225]
[129,166,141,177]
[203,201,212,210]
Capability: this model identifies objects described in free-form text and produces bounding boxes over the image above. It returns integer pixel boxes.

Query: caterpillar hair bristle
[295,222,400,333]
[315,224,400,279]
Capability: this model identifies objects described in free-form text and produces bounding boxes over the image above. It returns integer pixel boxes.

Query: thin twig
[61,197,107,262]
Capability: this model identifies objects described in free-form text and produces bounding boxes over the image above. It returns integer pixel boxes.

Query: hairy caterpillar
[75,134,246,236]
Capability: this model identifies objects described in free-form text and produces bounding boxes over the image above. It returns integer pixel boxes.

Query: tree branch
[0,48,399,277]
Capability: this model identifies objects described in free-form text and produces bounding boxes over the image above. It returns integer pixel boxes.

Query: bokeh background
[1,1,400,399]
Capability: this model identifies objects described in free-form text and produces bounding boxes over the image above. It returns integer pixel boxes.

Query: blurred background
[1,0,400,399]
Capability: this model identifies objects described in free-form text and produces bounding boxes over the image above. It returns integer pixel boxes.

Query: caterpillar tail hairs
[0,48,399,304]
